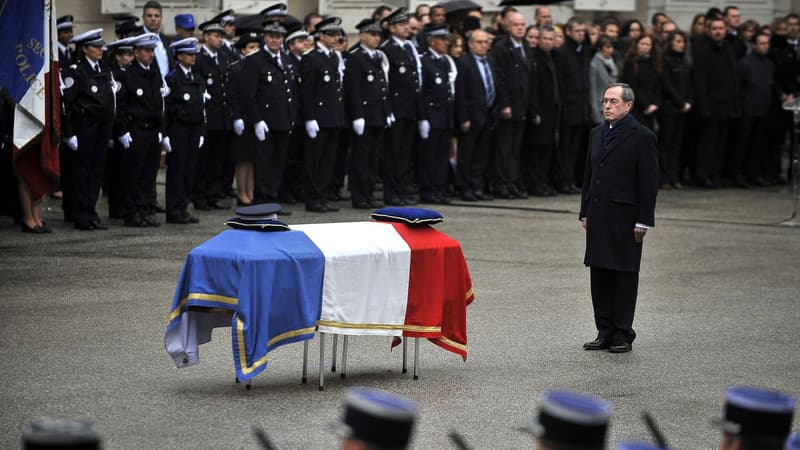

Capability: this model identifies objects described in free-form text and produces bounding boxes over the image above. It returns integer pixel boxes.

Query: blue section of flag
[167,229,325,381]
[0,0,45,102]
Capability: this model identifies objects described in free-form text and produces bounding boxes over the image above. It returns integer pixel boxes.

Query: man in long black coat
[579,83,658,354]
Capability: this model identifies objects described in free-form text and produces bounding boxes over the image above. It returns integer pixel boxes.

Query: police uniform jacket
[240,49,298,132]
[226,57,246,124]
[62,59,116,129]
[164,67,205,128]
[195,46,231,131]
[454,52,496,130]
[380,38,420,120]
[418,51,454,129]
[344,46,390,128]
[299,45,345,129]
[116,61,165,133]
[490,35,537,121]
[579,114,658,272]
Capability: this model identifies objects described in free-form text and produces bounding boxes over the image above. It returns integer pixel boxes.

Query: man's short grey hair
[605,83,635,103]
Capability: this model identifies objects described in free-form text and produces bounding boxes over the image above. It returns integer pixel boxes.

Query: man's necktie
[519,46,527,62]
[95,64,101,74]
[403,43,416,61]
[187,71,193,81]
[480,58,495,106]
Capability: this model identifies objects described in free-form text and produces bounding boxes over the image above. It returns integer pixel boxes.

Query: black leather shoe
[608,342,632,353]
[494,187,513,199]
[323,204,339,212]
[436,195,452,205]
[166,214,196,224]
[509,186,528,199]
[153,203,166,213]
[368,200,384,208]
[143,215,161,227]
[420,194,438,204]
[21,223,47,234]
[404,196,417,205]
[460,191,477,202]
[305,203,327,213]
[124,216,148,227]
[582,338,611,350]
[74,221,95,231]
[474,190,494,201]
[90,219,108,230]
[212,198,232,209]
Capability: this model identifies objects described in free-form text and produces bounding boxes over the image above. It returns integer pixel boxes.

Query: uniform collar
[202,44,217,58]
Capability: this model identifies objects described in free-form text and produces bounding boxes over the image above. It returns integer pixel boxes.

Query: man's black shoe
[608,342,632,353]
[420,194,438,204]
[509,186,528,199]
[404,196,417,205]
[90,219,108,230]
[369,200,384,208]
[460,191,477,202]
[167,213,199,224]
[74,221,95,231]
[277,208,292,216]
[153,203,166,213]
[582,338,611,350]
[474,190,494,201]
[212,198,232,209]
[324,204,340,212]
[494,187,513,199]
[143,215,161,227]
[124,216,148,227]
[306,203,327,213]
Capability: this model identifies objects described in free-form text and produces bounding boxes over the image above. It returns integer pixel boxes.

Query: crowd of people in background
[1,1,799,232]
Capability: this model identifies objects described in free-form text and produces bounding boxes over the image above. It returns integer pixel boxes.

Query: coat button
[593,198,598,203]
[319,102,323,106]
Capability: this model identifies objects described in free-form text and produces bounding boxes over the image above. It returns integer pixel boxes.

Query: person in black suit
[579,83,658,354]
[115,33,169,228]
[489,11,536,199]
[141,1,173,79]
[454,29,496,202]
[299,16,347,213]
[554,17,591,193]
[380,7,422,206]
[105,36,137,220]
[192,19,234,211]
[56,16,74,65]
[280,26,311,205]
[417,23,456,205]
[527,26,560,197]
[658,30,693,189]
[344,19,392,209]
[163,38,204,225]
[61,29,117,231]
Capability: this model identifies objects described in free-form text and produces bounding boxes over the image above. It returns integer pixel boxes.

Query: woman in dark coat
[658,30,693,189]
[620,34,662,131]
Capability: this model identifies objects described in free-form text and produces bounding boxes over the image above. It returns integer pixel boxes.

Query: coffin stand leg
[331,334,338,372]
[301,340,309,384]
[341,335,348,379]
[413,338,420,380]
[318,332,326,391]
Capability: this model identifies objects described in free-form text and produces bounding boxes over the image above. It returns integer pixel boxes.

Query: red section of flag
[390,223,474,360]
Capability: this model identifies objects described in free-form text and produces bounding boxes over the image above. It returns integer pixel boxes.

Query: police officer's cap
[424,23,449,38]
[260,3,287,18]
[209,9,236,26]
[234,14,266,34]
[107,35,139,53]
[355,19,382,34]
[616,442,665,450]
[130,33,160,49]
[57,15,74,31]
[113,15,141,36]
[175,13,196,30]
[235,203,283,221]
[786,432,800,450]
[70,29,105,47]
[315,16,343,34]
[383,7,411,25]
[339,387,418,448]
[718,386,795,439]
[285,22,309,43]
[263,20,287,35]
[526,390,612,448]
[199,19,225,35]
[170,37,199,55]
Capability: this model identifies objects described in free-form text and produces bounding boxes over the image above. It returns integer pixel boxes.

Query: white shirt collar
[429,48,443,59]
[137,60,151,71]
[392,36,407,46]
[360,44,375,57]
[202,44,217,58]
[316,42,331,55]
[179,64,192,76]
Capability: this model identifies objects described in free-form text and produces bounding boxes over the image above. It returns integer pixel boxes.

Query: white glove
[111,80,122,94]
[64,135,78,151]
[161,136,172,153]
[418,120,430,140]
[254,120,269,141]
[352,118,365,136]
[305,120,319,139]
[160,84,170,97]
[233,118,244,136]
[386,113,396,127]
[158,132,163,143]
[198,136,205,149]
[118,132,132,149]
[107,139,114,149]
[203,91,212,101]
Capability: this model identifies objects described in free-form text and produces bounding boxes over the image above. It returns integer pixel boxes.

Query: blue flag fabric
[166,229,325,381]
[0,0,46,102]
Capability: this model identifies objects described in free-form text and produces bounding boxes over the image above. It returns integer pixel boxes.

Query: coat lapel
[600,116,636,162]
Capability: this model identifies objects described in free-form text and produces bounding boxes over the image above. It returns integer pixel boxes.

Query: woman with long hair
[620,34,662,130]
[589,35,618,125]
[658,30,693,189]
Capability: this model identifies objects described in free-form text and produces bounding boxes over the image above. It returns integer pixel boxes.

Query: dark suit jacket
[418,52,454,130]
[381,38,420,120]
[164,67,205,128]
[554,35,591,126]
[344,46,391,128]
[299,47,345,129]
[490,35,537,121]
[531,48,560,145]
[116,61,165,134]
[454,53,496,130]
[691,36,741,120]
[579,114,658,272]
[240,50,298,132]
[195,46,232,131]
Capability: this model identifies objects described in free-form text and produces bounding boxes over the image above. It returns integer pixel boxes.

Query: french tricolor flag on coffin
[165,221,474,382]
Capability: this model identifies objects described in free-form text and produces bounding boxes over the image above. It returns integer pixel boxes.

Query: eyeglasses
[600,98,624,105]
[472,39,490,44]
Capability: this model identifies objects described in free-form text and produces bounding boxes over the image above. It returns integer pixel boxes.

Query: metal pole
[402,337,407,374]
[341,335,348,379]
[318,332,325,391]
[413,338,420,380]
[780,100,800,227]
[331,334,338,372]
[301,340,308,384]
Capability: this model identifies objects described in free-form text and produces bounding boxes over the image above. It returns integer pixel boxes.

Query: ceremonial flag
[0,0,61,198]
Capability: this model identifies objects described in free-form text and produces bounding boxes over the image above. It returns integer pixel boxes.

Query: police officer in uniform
[344,19,391,209]
[163,38,204,224]
[56,16,74,64]
[417,23,456,205]
[116,33,169,227]
[279,25,311,205]
[192,18,233,210]
[105,36,137,219]
[380,8,421,206]
[242,20,297,207]
[61,29,117,230]
[299,16,347,213]
[208,10,237,61]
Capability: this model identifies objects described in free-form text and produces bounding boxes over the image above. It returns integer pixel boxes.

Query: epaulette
[379,40,389,48]
[302,48,314,56]
[348,46,361,55]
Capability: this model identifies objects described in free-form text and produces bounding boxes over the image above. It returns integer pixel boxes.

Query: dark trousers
[254,131,290,203]
[192,129,228,204]
[456,125,492,192]
[383,119,415,201]
[303,128,339,207]
[733,115,768,179]
[332,128,349,195]
[555,124,586,188]
[696,119,730,182]
[530,142,555,189]
[348,126,384,204]
[280,126,305,201]
[165,123,201,217]
[658,114,686,185]
[492,120,525,192]
[590,267,639,345]
[123,128,161,219]
[60,141,74,219]
[106,141,126,217]
[72,120,112,225]
[418,128,452,197]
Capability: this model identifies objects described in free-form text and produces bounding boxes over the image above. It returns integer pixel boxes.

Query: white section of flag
[291,222,412,335]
